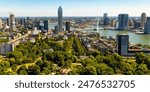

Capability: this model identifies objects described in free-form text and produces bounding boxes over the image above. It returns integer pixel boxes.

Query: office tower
[54,26,59,34]
[103,13,109,25]
[0,19,2,29]
[58,6,63,32]
[66,22,70,32]
[117,34,129,56]
[44,20,49,31]
[118,14,129,30]
[20,18,26,27]
[134,21,141,29]
[141,13,147,28]
[6,18,10,26]
[110,19,116,27]
[128,19,134,28]
[39,21,44,30]
[144,17,150,34]
[9,14,16,31]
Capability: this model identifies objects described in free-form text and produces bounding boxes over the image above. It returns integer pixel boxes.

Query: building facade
[144,17,150,34]
[141,12,147,28]
[58,6,63,32]
[0,43,14,55]
[103,13,110,26]
[0,19,2,29]
[66,22,70,32]
[44,20,49,31]
[9,14,16,31]
[118,14,129,30]
[117,34,129,56]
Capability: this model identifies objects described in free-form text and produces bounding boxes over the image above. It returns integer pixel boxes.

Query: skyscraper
[6,18,10,26]
[118,14,129,30]
[54,26,59,34]
[20,18,26,28]
[66,22,70,32]
[58,6,63,32]
[44,20,49,31]
[0,19,2,29]
[117,34,129,56]
[103,13,109,25]
[141,13,147,28]
[144,17,150,34]
[9,14,16,31]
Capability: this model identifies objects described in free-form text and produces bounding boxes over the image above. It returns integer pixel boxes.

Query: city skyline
[0,0,150,17]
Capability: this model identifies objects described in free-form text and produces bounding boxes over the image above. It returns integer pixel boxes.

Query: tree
[17,65,27,74]
[28,65,41,75]
[18,70,28,75]
[136,64,149,75]
[9,58,16,66]
[119,61,135,75]
[96,63,114,75]
[7,51,23,60]
[135,53,146,64]
[83,65,97,75]
[95,55,103,63]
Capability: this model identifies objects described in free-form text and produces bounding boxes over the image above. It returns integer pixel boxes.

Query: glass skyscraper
[118,14,129,30]
[144,17,150,34]
[58,6,63,32]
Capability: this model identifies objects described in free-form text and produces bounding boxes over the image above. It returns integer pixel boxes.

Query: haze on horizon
[0,0,150,17]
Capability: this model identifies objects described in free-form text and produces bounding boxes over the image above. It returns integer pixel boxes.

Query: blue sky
[0,0,150,17]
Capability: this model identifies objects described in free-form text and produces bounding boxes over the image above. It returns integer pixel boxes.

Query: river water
[98,30,150,45]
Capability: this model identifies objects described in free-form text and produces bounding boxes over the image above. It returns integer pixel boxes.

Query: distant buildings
[103,13,110,26]
[110,19,116,27]
[44,20,49,31]
[9,14,16,31]
[144,17,150,34]
[0,19,2,29]
[66,22,70,32]
[20,18,26,28]
[134,20,141,29]
[141,13,147,28]
[128,19,134,28]
[0,43,14,55]
[118,14,129,30]
[54,26,59,34]
[58,6,63,32]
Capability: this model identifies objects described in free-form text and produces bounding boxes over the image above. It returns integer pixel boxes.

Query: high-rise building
[128,19,134,28]
[66,22,70,32]
[117,34,129,56]
[58,6,63,32]
[0,19,2,29]
[110,19,116,27]
[103,13,109,25]
[0,43,14,55]
[20,18,26,27]
[6,18,10,26]
[44,20,49,31]
[141,13,147,28]
[144,17,150,34]
[134,21,141,29]
[39,21,44,30]
[9,14,16,31]
[118,14,129,30]
[54,26,59,34]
